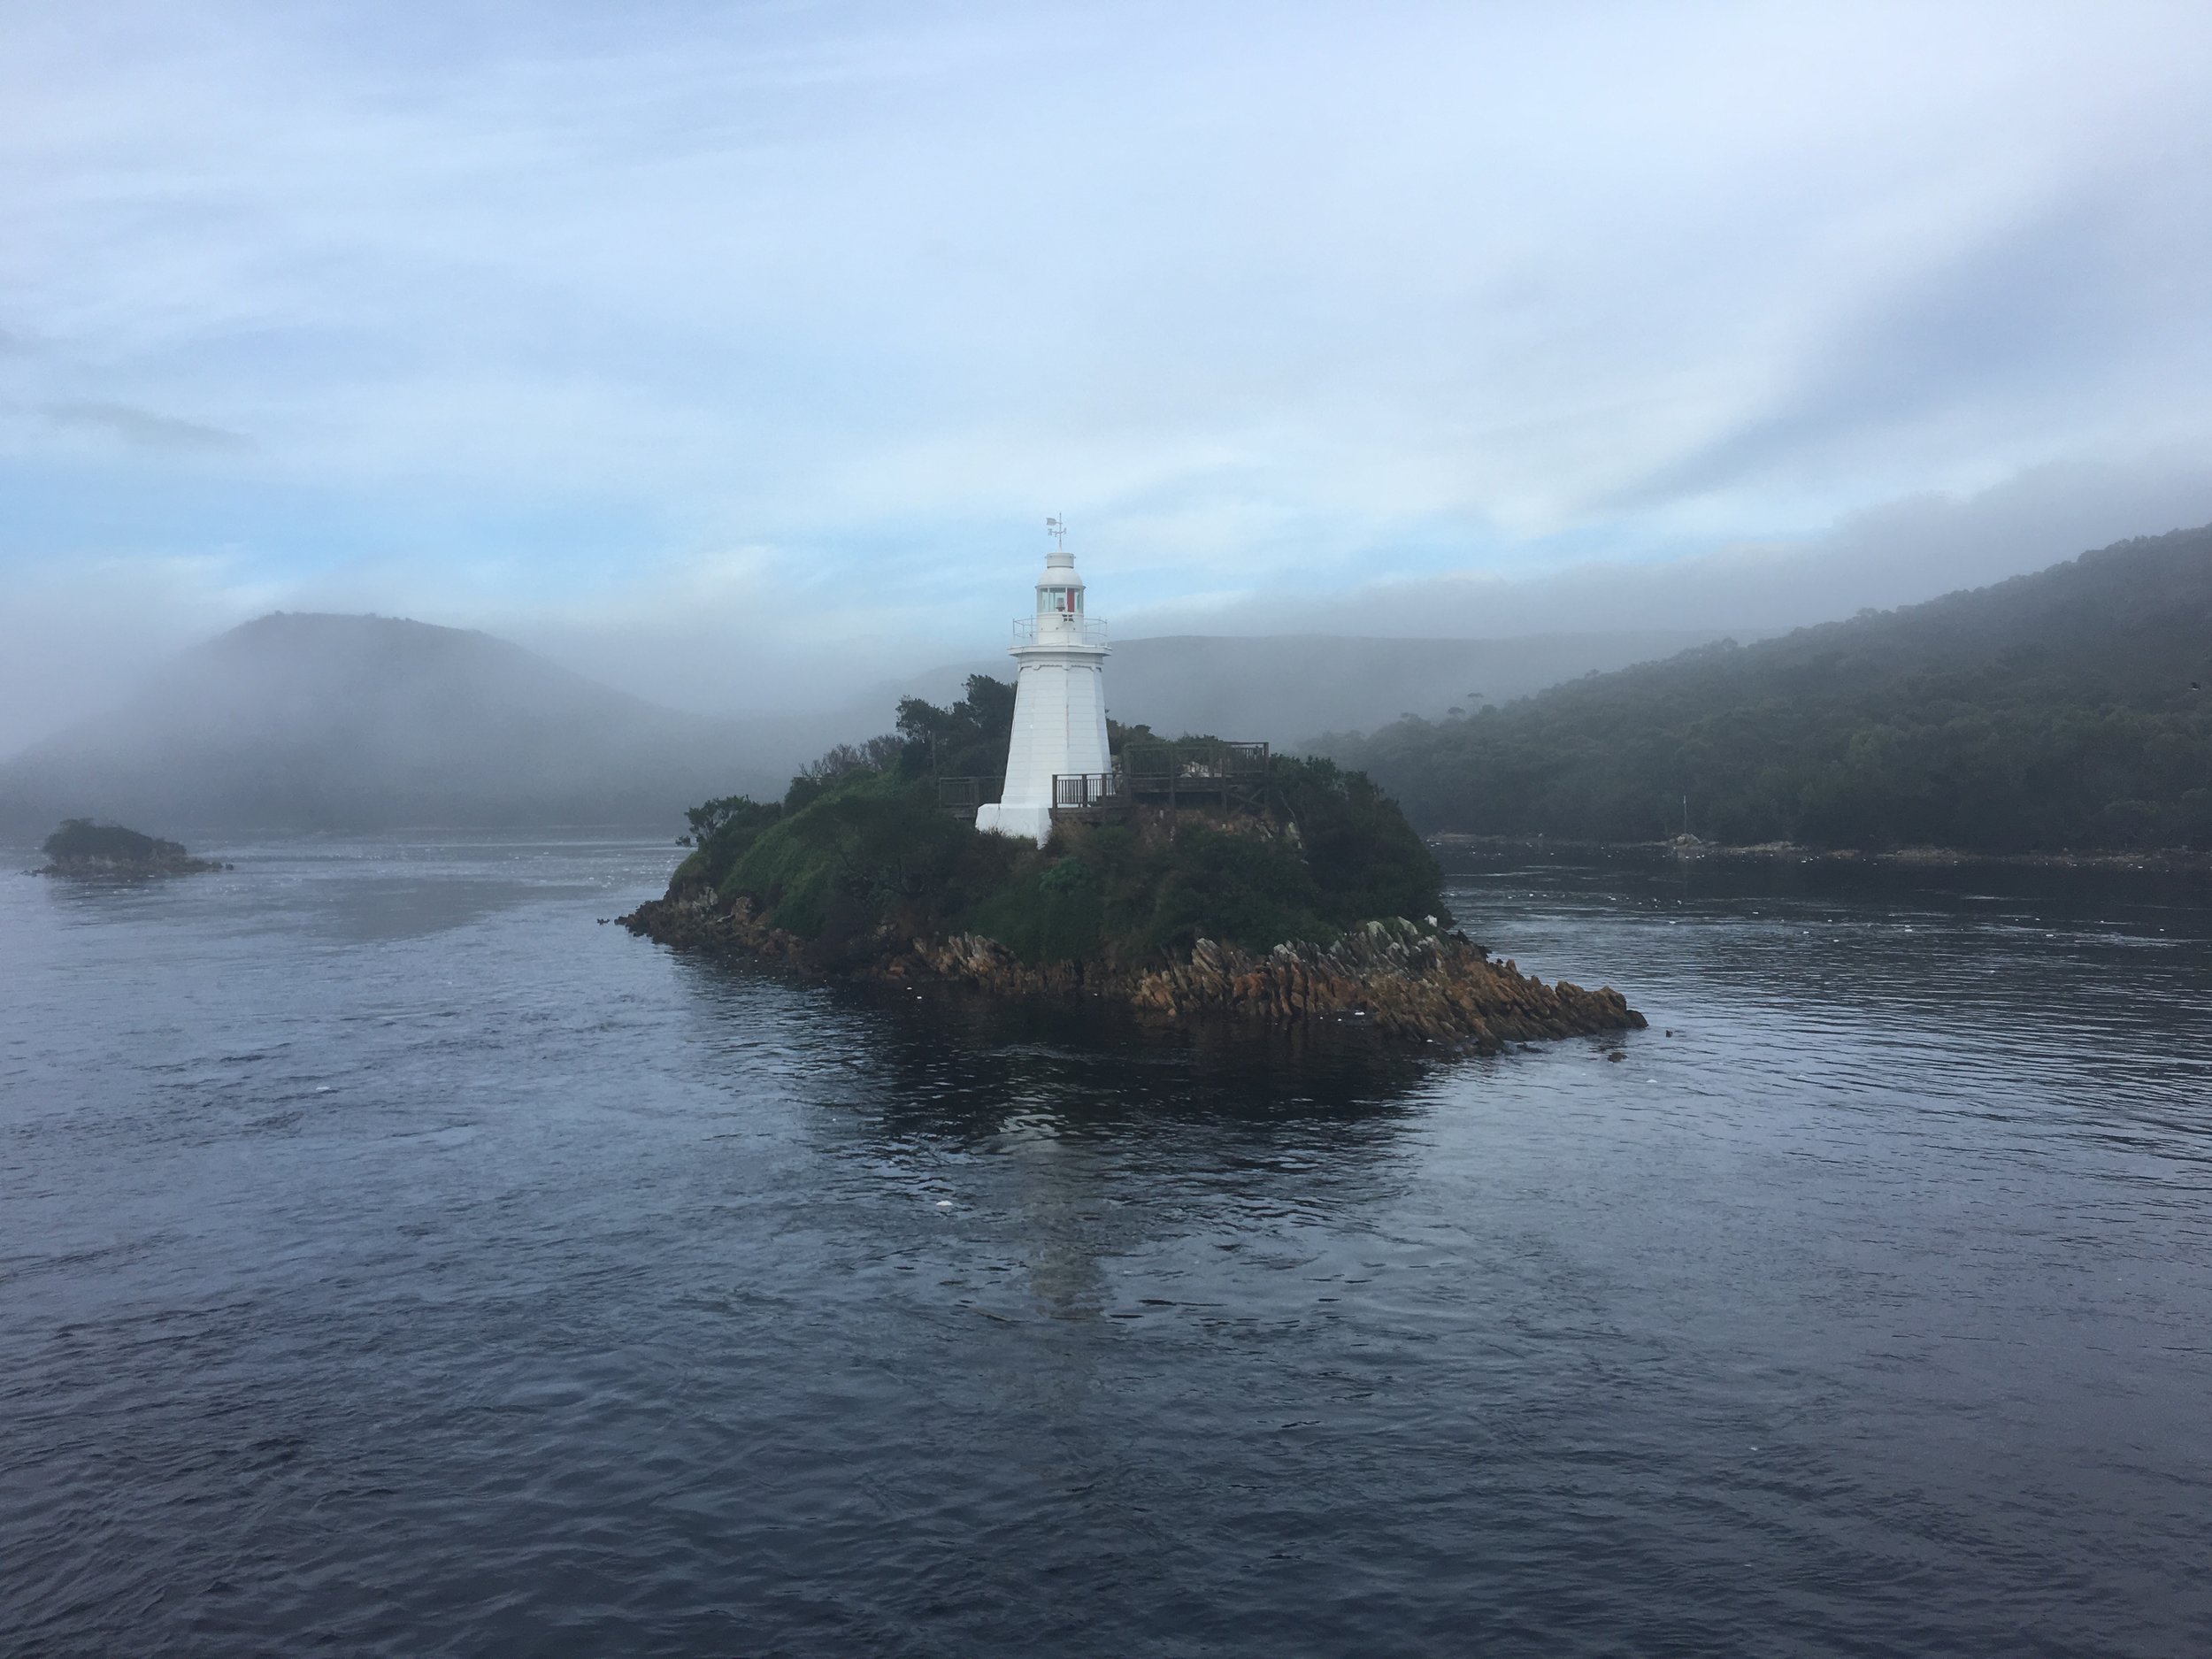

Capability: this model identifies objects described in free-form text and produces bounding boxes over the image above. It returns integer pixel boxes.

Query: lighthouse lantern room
[974,522,1111,844]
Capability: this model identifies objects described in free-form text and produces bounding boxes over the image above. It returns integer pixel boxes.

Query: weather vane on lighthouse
[1046,515,1067,551]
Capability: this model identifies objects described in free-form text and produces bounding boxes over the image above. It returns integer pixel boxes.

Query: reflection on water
[2,833,2208,1657]
[828,972,1443,1129]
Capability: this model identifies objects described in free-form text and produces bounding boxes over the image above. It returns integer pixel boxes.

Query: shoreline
[33,855,231,879]
[620,891,1646,1055]
[1425,833,2212,876]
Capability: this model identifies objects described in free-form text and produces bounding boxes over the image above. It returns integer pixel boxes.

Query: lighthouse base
[973,802,1055,845]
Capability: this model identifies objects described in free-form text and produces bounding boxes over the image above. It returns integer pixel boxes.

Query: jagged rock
[618,895,1644,1055]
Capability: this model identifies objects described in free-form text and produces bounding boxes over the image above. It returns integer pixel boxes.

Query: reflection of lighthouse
[974,524,1110,844]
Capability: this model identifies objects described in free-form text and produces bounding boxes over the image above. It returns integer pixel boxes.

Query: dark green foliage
[1270,757,1445,922]
[42,819,188,863]
[1108,718,1227,751]
[680,795,762,847]
[961,850,1110,964]
[1119,825,1335,956]
[1317,527,2212,853]
[895,675,1016,787]
[680,741,1448,968]
[679,660,1448,965]
[669,795,783,895]
[783,733,905,813]
[958,816,1351,965]
[717,769,1025,959]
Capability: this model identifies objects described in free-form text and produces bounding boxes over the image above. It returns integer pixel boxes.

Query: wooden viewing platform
[936,741,1271,825]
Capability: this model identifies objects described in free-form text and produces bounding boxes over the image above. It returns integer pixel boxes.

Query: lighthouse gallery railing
[1011,615,1110,646]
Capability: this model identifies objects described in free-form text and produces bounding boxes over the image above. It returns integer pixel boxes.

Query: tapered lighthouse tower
[974,522,1110,844]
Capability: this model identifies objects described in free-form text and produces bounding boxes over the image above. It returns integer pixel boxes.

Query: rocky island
[628,540,1640,1052]
[35,818,229,877]
[621,680,1643,1053]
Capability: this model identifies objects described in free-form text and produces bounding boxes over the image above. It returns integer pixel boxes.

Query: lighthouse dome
[1033,545,1090,620]
[1033,547,1084,590]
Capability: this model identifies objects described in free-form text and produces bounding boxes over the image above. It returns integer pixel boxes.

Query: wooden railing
[945,741,1271,824]
[1122,741,1270,802]
[1048,741,1271,818]
[1052,772,1120,810]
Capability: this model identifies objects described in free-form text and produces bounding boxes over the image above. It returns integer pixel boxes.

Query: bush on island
[43,819,189,864]
[666,687,1450,972]
[636,682,1647,1049]
[37,818,225,875]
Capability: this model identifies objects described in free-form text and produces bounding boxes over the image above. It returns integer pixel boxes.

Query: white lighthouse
[973,524,1110,844]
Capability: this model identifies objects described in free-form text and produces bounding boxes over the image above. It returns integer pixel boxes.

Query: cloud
[0,553,278,755]
[45,400,250,454]
[1119,454,2212,641]
[1,0,2209,726]
[9,449,2204,764]
[1615,162,2212,511]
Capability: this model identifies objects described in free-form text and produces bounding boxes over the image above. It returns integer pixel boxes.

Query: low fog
[9,455,2212,768]
[0,614,795,836]
[4,2,2210,826]
[7,2,2212,769]
[0,610,1728,835]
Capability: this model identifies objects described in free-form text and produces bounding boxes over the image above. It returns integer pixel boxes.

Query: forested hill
[1316,526,2212,853]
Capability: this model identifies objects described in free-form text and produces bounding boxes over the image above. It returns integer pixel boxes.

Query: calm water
[4,833,2209,1657]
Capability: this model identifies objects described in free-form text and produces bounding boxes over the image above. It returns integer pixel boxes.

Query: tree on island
[630,685,1643,1050]
[662,680,1448,972]
[886,674,1017,795]
[43,819,188,864]
[37,819,225,875]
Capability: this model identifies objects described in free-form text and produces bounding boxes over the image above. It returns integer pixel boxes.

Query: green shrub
[672,795,784,895]
[677,740,1445,967]
[42,819,187,863]
[722,769,1025,941]
[1271,756,1446,925]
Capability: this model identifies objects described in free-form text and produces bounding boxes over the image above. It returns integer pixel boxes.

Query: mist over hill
[1319,526,2212,853]
[0,613,787,835]
[26,548,2202,852]
[0,612,1716,838]
[877,630,1725,749]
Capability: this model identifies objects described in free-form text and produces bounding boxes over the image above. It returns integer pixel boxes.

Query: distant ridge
[0,612,784,835]
[879,630,1728,748]
[0,615,1739,839]
[1320,526,2212,852]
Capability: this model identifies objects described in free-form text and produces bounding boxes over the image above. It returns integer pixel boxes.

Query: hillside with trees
[1315,526,2212,853]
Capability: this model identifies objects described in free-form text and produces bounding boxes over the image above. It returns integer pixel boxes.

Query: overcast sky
[4,0,2210,746]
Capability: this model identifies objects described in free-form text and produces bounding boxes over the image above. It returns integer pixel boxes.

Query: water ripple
[1,833,2208,1656]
